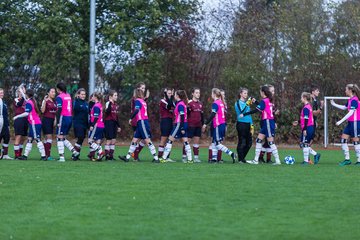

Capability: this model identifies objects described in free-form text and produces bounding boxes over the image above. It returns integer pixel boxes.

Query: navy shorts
[300,126,315,144]
[187,126,202,138]
[160,118,173,137]
[42,117,55,135]
[134,120,152,139]
[105,120,118,140]
[57,116,72,136]
[212,123,226,142]
[29,124,42,139]
[170,123,188,139]
[89,127,104,141]
[14,117,28,136]
[343,121,360,138]
[74,125,87,139]
[260,119,276,138]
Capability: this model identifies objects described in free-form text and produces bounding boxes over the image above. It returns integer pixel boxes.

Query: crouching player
[202,88,236,163]
[299,92,321,165]
[88,92,105,161]
[120,89,159,163]
[14,89,46,160]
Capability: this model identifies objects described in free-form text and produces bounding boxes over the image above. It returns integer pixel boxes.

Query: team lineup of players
[0,82,359,165]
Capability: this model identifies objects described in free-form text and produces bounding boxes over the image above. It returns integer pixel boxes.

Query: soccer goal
[323,96,350,148]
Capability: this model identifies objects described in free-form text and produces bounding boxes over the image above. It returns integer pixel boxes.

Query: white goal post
[323,96,350,148]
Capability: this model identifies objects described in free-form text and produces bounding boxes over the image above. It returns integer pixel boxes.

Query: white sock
[147,142,158,160]
[254,142,263,161]
[354,143,360,162]
[57,140,65,155]
[270,143,280,163]
[162,142,173,160]
[105,144,110,151]
[24,142,32,156]
[158,146,164,152]
[110,144,115,151]
[127,143,137,159]
[37,141,46,157]
[90,142,102,154]
[342,142,350,160]
[303,147,310,162]
[47,139,53,144]
[216,143,233,156]
[185,143,192,161]
[211,143,218,160]
[139,141,145,147]
[309,147,317,156]
[64,139,75,152]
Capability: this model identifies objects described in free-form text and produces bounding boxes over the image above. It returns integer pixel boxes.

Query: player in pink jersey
[158,88,175,161]
[104,90,121,160]
[13,89,46,160]
[331,84,360,166]
[297,92,321,165]
[41,88,57,160]
[183,87,203,163]
[88,92,105,161]
[202,88,236,163]
[55,83,79,162]
[120,89,159,163]
[130,82,149,161]
[13,85,28,159]
[241,85,281,165]
[160,90,193,163]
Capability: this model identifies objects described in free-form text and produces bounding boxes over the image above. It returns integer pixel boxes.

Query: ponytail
[347,84,360,99]
[260,85,273,102]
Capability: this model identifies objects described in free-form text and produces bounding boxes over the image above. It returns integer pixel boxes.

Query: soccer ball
[284,155,295,165]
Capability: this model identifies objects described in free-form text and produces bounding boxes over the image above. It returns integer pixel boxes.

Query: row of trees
[1,0,359,142]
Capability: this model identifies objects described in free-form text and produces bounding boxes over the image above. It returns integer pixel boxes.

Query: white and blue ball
[284,155,295,165]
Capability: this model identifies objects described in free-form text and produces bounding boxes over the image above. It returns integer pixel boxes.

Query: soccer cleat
[186,160,194,164]
[266,159,274,164]
[118,155,129,162]
[272,161,281,165]
[159,158,166,163]
[181,157,187,163]
[47,156,55,161]
[193,159,201,163]
[2,155,13,160]
[165,158,176,163]
[314,153,321,164]
[301,161,310,165]
[107,156,114,161]
[238,160,247,164]
[18,155,28,160]
[308,160,314,165]
[231,152,237,164]
[247,160,259,165]
[152,159,160,163]
[41,156,47,161]
[58,156,65,162]
[208,159,217,164]
[97,152,105,161]
[339,159,351,166]
[71,155,79,161]
[259,158,266,164]
[355,161,360,166]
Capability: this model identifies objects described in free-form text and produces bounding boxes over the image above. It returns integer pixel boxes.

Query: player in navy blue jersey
[0,88,12,160]
[72,88,89,160]
[104,90,121,160]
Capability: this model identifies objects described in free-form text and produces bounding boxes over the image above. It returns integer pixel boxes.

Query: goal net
[323,96,350,148]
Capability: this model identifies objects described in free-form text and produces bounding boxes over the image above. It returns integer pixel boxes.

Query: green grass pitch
[0,145,360,239]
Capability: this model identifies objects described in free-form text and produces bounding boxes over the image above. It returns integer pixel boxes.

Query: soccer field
[0,146,359,240]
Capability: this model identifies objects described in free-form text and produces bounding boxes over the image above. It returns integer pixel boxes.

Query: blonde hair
[301,92,311,102]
